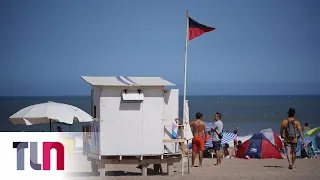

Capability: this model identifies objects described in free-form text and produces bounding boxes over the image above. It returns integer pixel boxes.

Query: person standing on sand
[190,112,208,167]
[233,129,238,147]
[280,108,304,169]
[211,112,223,165]
[173,118,184,153]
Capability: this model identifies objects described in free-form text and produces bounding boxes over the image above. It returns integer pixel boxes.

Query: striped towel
[205,133,237,147]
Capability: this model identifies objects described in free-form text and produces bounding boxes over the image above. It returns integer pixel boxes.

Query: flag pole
[183,10,190,174]
[183,11,189,115]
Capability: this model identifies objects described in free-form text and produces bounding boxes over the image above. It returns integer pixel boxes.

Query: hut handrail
[163,125,185,155]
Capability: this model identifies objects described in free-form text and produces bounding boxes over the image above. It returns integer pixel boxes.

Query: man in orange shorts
[190,112,208,167]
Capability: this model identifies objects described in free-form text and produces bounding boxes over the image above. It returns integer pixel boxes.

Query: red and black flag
[189,17,215,41]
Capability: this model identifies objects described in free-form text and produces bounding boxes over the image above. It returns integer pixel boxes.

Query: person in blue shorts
[211,112,223,165]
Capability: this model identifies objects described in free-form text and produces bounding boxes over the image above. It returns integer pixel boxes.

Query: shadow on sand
[65,168,168,177]
[263,165,284,168]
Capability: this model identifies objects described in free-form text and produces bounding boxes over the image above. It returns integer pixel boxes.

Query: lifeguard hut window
[121,91,144,103]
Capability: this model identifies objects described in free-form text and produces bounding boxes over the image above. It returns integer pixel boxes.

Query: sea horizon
[1,95,319,135]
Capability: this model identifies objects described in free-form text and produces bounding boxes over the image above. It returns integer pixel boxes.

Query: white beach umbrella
[9,101,94,131]
[183,100,193,141]
[183,100,193,174]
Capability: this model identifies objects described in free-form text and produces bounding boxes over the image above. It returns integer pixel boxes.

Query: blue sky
[0,0,319,96]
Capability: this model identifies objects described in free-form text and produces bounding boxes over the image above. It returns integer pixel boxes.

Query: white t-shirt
[212,120,223,141]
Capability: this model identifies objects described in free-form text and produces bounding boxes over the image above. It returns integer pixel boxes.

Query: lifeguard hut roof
[81,76,175,87]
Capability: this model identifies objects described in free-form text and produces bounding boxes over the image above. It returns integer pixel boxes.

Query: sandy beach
[65,153,320,180]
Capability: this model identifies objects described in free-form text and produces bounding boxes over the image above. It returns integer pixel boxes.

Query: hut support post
[99,160,105,176]
[167,158,174,176]
[141,164,148,176]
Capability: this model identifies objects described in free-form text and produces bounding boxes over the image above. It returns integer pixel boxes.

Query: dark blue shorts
[213,140,221,151]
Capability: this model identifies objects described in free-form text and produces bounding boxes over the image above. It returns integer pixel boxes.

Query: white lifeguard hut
[81,76,185,176]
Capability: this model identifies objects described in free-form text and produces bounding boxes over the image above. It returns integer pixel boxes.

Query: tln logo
[13,142,64,170]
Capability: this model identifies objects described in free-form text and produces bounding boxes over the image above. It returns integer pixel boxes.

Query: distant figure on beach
[280,108,304,169]
[172,118,179,139]
[175,118,180,124]
[190,112,208,167]
[223,143,230,158]
[303,122,310,131]
[172,118,184,153]
[307,142,315,158]
[231,130,239,157]
[57,126,63,132]
[211,112,224,165]
[233,129,238,147]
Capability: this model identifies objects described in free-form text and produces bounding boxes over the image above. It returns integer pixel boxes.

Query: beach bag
[218,132,223,140]
[285,119,296,139]
[214,129,223,140]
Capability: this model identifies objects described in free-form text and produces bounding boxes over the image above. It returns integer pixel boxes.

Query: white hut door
[141,89,164,155]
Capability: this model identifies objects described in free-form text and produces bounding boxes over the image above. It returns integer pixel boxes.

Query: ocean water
[0,96,319,136]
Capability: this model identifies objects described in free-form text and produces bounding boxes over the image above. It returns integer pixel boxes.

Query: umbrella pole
[187,140,190,173]
[50,119,52,132]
